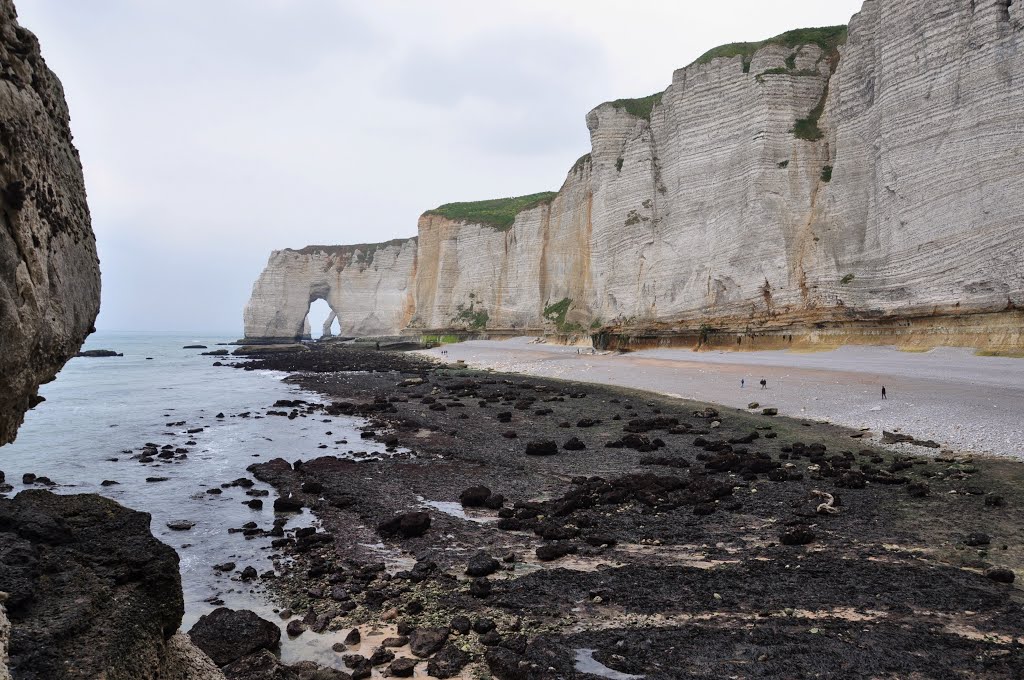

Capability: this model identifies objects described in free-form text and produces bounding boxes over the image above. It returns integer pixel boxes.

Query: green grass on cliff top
[604,26,846,120]
[608,92,664,121]
[424,192,558,231]
[692,25,848,68]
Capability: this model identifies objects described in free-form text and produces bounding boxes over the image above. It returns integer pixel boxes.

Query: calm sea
[0,331,390,662]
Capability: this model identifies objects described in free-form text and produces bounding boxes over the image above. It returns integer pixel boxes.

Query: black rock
[469,577,493,598]
[985,567,1015,584]
[780,527,816,546]
[427,643,471,678]
[536,543,576,561]
[563,437,586,451]
[187,607,281,666]
[409,627,449,657]
[472,618,496,634]
[450,615,471,635]
[370,646,395,666]
[273,495,304,512]
[465,551,501,577]
[965,532,991,547]
[388,657,417,677]
[524,440,558,456]
[460,485,492,507]
[377,511,431,539]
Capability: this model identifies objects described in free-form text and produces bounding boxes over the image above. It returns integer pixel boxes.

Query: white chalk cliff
[244,0,1024,351]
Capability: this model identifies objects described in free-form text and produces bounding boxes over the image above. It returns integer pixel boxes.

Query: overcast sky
[18,0,863,334]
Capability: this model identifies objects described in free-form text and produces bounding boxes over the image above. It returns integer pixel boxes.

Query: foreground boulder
[188,608,281,666]
[0,491,185,678]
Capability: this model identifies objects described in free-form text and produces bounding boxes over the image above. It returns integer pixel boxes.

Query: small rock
[964,532,991,547]
[780,527,815,546]
[409,627,449,657]
[166,520,195,531]
[459,485,491,507]
[465,551,501,577]
[524,440,558,456]
[985,567,1015,584]
[388,658,417,677]
[536,543,576,561]
[469,577,492,598]
[426,643,471,678]
[377,511,431,539]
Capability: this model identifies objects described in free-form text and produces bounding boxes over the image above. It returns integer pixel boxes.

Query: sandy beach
[419,339,1024,458]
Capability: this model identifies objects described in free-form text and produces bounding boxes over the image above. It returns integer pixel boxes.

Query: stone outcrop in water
[244,0,1024,352]
[0,0,100,445]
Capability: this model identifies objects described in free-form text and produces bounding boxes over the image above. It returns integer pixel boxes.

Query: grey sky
[17,0,863,334]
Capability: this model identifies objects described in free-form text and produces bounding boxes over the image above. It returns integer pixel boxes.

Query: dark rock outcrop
[0,0,100,446]
[0,491,184,678]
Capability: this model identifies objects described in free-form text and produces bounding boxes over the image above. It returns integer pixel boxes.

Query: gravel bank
[418,340,1024,458]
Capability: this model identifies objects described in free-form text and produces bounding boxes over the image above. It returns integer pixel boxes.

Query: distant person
[760,378,767,390]
[741,378,745,389]
[882,386,887,400]
[375,341,380,351]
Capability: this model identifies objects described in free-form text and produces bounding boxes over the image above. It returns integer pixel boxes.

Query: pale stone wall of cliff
[243,239,417,341]
[0,0,100,444]
[409,163,594,332]
[245,0,1024,349]
[813,0,1024,318]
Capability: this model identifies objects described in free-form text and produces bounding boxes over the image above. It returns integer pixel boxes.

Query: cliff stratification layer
[0,0,100,444]
[244,0,1024,351]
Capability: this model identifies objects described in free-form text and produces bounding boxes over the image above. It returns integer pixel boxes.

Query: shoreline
[413,338,1024,459]
[228,342,1024,678]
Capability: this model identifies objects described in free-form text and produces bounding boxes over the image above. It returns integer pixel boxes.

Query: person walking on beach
[760,378,767,390]
[375,341,380,351]
[882,386,887,400]
[741,378,745,389]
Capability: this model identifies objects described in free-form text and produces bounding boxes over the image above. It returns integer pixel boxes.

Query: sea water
[0,331,390,659]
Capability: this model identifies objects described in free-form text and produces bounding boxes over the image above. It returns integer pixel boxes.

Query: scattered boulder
[985,567,1015,584]
[377,511,431,539]
[409,627,449,657]
[166,520,195,531]
[524,440,558,456]
[469,577,493,598]
[536,543,577,562]
[466,551,501,578]
[563,437,586,451]
[780,527,816,546]
[427,643,471,678]
[273,495,304,512]
[187,607,281,666]
[964,532,991,547]
[460,485,492,507]
[388,657,417,677]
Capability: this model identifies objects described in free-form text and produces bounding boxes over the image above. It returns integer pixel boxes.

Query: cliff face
[244,0,1024,350]
[0,0,100,444]
[243,239,417,342]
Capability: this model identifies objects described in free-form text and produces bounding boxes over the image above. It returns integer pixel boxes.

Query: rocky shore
[226,343,1024,678]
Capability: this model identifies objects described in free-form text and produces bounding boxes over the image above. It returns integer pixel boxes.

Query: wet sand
[419,339,1024,458]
